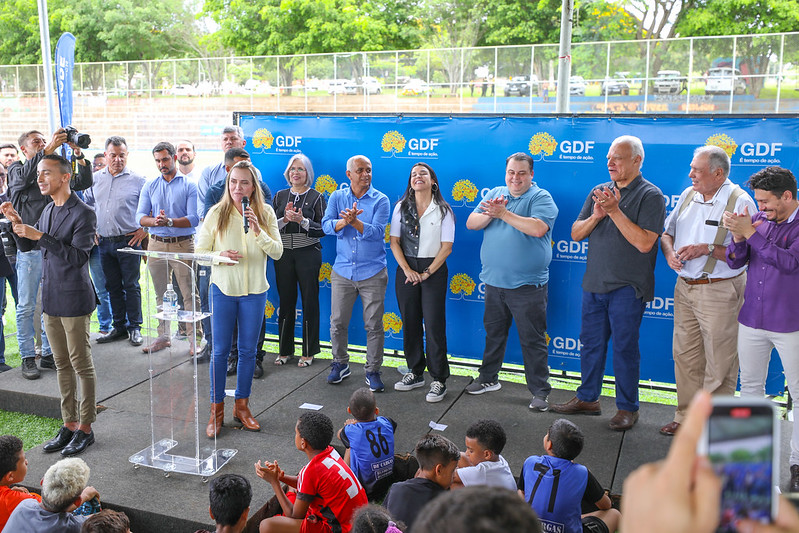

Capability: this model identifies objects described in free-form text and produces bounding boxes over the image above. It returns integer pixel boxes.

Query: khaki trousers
[672,273,746,423]
[43,313,96,425]
[147,237,201,339]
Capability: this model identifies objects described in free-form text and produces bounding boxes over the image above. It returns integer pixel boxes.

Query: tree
[674,0,799,96]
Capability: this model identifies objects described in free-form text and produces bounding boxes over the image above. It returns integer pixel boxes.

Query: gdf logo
[275,136,302,148]
[560,140,595,154]
[552,337,583,351]
[556,241,588,255]
[646,297,674,312]
[407,138,439,151]
[740,143,782,157]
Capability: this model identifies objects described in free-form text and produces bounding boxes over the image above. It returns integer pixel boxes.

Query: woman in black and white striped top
[272,154,327,367]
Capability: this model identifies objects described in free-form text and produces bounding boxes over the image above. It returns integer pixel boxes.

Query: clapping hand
[478,196,508,219]
[284,202,303,223]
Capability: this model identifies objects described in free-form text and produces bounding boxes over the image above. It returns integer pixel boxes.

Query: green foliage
[675,0,799,36]
[0,0,200,65]
[574,1,639,42]
[482,0,562,46]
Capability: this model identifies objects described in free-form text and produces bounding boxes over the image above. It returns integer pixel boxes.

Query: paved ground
[0,335,792,532]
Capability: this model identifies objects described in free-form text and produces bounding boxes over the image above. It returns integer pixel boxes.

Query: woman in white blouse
[196,161,283,438]
[389,162,455,403]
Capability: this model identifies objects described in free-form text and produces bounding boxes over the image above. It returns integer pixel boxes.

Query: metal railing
[0,31,797,120]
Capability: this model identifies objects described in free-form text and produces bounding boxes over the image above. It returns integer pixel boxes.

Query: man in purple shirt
[723,166,799,492]
[137,142,201,354]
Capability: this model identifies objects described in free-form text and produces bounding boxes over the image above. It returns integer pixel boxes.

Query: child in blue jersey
[518,419,621,533]
[451,419,517,491]
[338,388,398,500]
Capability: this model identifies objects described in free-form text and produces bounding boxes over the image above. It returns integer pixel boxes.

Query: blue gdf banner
[54,32,76,158]
[237,113,799,395]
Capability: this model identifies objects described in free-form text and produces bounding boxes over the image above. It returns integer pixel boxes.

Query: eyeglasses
[289,167,307,173]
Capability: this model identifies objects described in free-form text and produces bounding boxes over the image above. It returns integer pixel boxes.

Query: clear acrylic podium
[120,248,237,479]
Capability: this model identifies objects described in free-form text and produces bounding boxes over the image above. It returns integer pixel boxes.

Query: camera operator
[8,128,92,380]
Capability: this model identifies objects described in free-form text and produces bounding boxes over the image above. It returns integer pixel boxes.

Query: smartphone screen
[705,399,778,532]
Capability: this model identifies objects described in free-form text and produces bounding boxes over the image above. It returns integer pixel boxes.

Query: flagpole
[37,0,58,133]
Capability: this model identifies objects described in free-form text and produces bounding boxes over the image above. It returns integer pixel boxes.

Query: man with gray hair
[657,145,756,437]
[5,457,99,532]
[552,135,666,431]
[322,155,390,391]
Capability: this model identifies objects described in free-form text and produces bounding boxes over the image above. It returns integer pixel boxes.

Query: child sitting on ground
[81,509,131,533]
[254,411,368,533]
[0,434,41,530]
[5,457,100,533]
[338,387,398,500]
[518,419,621,533]
[450,419,517,491]
[195,474,251,533]
[383,434,460,531]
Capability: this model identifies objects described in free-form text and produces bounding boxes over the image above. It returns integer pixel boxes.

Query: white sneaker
[394,373,425,391]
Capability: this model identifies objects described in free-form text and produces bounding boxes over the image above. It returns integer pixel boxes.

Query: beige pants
[147,237,202,339]
[672,273,746,423]
[43,313,96,425]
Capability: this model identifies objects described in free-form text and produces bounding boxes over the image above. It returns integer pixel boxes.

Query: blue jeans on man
[89,246,112,332]
[16,249,51,360]
[576,286,646,412]
[98,237,142,332]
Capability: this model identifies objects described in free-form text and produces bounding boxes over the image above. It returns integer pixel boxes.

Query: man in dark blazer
[1,154,98,456]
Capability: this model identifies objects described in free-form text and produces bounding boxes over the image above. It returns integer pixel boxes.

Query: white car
[402,79,431,96]
[653,70,684,95]
[569,76,586,96]
[360,76,383,95]
[705,67,746,95]
[169,84,197,97]
[328,79,357,95]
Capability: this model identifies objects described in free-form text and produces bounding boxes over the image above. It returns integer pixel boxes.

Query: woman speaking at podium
[196,160,282,438]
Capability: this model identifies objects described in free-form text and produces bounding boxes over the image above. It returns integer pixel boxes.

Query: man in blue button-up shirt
[137,142,201,354]
[322,155,390,391]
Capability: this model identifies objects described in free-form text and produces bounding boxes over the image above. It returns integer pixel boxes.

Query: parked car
[169,84,198,97]
[569,76,586,96]
[504,75,538,97]
[359,76,383,94]
[328,79,357,95]
[705,67,746,95]
[401,79,431,96]
[601,75,630,95]
[652,70,684,95]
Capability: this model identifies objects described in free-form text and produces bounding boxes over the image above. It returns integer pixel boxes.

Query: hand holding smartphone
[700,397,779,533]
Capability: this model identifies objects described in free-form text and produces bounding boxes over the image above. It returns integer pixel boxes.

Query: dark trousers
[576,286,646,412]
[99,237,142,331]
[274,246,322,358]
[479,283,550,398]
[395,258,449,382]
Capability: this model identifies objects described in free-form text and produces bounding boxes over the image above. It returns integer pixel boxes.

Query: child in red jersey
[254,412,368,533]
[0,435,41,531]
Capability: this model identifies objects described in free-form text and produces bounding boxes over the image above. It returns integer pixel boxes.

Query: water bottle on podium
[163,284,180,320]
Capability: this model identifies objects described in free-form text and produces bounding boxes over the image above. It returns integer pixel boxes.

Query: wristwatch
[167,218,174,227]
[707,244,715,255]
[424,268,431,275]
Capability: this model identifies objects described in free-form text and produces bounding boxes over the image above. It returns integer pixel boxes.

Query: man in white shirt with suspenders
[659,145,756,437]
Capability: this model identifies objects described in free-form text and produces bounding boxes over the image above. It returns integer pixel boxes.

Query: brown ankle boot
[206,402,224,438]
[233,398,260,431]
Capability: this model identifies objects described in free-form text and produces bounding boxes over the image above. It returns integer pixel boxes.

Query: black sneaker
[253,359,264,379]
[394,373,425,391]
[0,363,12,373]
[426,381,447,403]
[39,355,56,369]
[21,358,40,380]
[465,380,501,395]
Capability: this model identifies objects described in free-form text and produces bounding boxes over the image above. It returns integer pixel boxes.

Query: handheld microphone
[242,196,250,234]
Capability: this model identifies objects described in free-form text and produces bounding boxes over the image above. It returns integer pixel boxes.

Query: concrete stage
[0,336,793,532]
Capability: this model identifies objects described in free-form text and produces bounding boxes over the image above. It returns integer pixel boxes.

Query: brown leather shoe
[206,402,224,438]
[233,398,261,432]
[142,337,171,354]
[790,465,799,493]
[550,396,601,416]
[659,421,680,436]
[609,410,639,431]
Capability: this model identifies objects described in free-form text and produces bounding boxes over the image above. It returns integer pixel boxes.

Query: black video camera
[64,126,91,149]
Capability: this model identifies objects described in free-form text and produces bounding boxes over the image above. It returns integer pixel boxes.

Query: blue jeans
[0,276,6,363]
[98,237,143,331]
[89,246,112,332]
[576,286,646,412]
[209,285,267,403]
[198,265,212,343]
[16,250,51,359]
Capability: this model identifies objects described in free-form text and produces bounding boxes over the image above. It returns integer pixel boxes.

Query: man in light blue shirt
[322,155,390,391]
[465,152,558,411]
[137,142,201,354]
